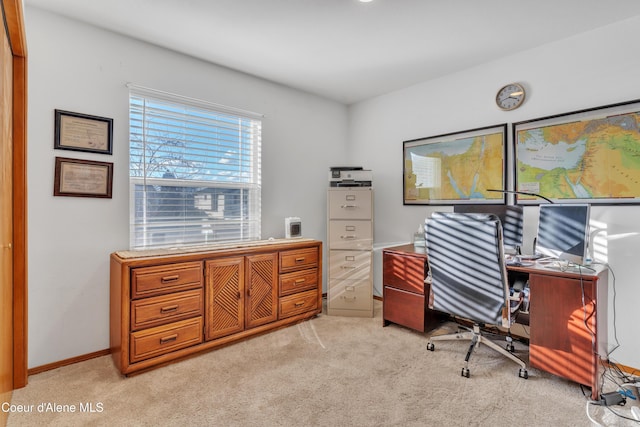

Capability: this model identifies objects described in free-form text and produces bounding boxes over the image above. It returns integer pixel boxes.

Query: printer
[329,166,372,187]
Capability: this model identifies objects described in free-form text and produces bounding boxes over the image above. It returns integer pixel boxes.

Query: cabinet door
[528,273,598,390]
[205,257,245,341]
[245,253,278,329]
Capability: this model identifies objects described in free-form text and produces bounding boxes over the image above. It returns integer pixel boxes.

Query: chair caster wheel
[427,342,435,351]
[461,368,470,378]
[506,343,515,352]
[519,369,528,379]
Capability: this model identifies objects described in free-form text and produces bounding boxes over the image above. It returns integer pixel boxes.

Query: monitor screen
[454,204,523,250]
[536,204,590,265]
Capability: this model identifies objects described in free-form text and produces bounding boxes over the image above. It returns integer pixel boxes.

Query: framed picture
[54,109,113,155]
[403,124,507,205]
[54,157,113,198]
[513,99,640,205]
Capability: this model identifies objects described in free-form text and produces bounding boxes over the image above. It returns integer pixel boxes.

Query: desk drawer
[382,251,425,295]
[383,286,426,332]
[279,289,318,319]
[132,262,203,299]
[131,289,203,331]
[130,317,203,363]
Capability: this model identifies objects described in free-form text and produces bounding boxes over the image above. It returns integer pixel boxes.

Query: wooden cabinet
[382,244,439,332]
[110,239,322,376]
[327,187,374,317]
[204,253,278,340]
[527,268,608,399]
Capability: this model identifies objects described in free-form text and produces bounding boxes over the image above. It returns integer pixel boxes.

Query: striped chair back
[425,213,509,326]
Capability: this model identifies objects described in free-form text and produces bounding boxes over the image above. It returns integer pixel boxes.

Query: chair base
[427,324,528,379]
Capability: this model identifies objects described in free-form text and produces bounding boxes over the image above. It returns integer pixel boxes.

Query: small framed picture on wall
[54,109,113,155]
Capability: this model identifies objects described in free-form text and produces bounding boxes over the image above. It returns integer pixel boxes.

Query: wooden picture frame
[53,157,113,198]
[513,99,640,205]
[403,124,507,205]
[54,109,113,155]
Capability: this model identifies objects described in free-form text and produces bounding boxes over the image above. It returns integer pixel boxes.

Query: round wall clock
[496,83,526,111]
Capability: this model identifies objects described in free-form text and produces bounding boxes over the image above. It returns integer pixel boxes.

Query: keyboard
[518,253,542,260]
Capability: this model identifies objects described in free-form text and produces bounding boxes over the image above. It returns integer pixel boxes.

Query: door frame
[2,0,28,389]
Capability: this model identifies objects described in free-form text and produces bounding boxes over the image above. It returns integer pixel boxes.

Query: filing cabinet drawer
[129,317,203,363]
[328,188,373,220]
[280,268,318,296]
[130,289,203,331]
[132,262,203,299]
[328,220,372,250]
[329,250,371,281]
[279,247,319,272]
[279,289,318,319]
[328,279,372,311]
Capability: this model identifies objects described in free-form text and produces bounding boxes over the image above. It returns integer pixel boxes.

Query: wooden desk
[382,244,608,399]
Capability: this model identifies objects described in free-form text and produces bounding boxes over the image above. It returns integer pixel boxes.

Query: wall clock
[496,83,525,111]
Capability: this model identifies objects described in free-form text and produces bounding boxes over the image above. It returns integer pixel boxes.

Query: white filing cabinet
[327,187,374,317]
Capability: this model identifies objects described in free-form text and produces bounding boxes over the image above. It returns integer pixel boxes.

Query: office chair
[424,212,528,379]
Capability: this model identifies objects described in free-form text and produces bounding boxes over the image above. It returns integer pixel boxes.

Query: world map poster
[514,101,640,204]
[403,124,506,205]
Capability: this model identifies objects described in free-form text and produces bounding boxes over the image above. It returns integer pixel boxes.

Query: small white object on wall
[285,217,302,238]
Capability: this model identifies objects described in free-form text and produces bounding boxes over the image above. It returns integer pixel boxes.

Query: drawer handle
[340,235,356,239]
[160,305,179,314]
[161,275,180,284]
[295,257,306,263]
[294,301,305,307]
[160,334,178,344]
[294,278,306,284]
[341,296,357,301]
[340,204,357,209]
[341,266,357,270]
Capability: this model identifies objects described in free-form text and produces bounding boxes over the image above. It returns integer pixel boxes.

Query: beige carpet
[6,301,638,426]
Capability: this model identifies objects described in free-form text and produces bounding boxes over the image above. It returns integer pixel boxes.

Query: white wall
[25,7,348,368]
[25,5,640,372]
[349,16,640,369]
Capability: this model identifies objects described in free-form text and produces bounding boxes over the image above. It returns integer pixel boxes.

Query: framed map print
[403,124,507,205]
[514,99,640,205]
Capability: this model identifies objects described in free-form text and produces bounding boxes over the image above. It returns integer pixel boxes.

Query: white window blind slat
[129,87,262,250]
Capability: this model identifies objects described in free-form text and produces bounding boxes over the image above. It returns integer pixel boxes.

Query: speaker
[285,217,302,238]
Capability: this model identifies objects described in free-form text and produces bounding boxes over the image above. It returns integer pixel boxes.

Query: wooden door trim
[2,0,28,389]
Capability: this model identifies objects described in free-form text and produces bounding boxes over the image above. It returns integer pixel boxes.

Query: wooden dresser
[110,239,322,375]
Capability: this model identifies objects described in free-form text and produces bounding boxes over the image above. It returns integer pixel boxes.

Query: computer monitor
[453,204,523,251]
[536,204,590,265]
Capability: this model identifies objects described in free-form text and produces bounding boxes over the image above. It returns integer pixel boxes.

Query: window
[128,85,262,250]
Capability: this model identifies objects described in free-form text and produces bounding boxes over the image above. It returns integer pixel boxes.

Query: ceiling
[24,0,640,105]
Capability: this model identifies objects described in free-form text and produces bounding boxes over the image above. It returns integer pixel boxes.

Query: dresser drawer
[329,250,371,281]
[129,317,203,363]
[280,268,318,296]
[328,220,372,250]
[131,289,203,331]
[328,188,373,220]
[132,262,203,299]
[279,289,318,319]
[279,247,319,273]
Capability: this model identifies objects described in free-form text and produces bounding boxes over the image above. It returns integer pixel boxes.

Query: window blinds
[128,85,262,250]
